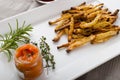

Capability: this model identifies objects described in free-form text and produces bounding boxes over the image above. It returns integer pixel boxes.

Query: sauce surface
[16,44,38,63]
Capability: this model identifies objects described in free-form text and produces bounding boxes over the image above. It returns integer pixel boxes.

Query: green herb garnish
[40,36,55,71]
[0,19,33,61]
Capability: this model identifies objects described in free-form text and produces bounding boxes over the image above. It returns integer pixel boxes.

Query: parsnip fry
[87,11,101,19]
[55,22,70,32]
[85,5,103,16]
[57,40,75,49]
[52,30,64,42]
[78,2,86,6]
[55,19,70,32]
[93,21,112,29]
[68,17,74,42]
[91,30,118,44]
[54,20,67,31]
[94,3,104,8]
[111,9,119,16]
[71,5,93,11]
[66,35,95,53]
[49,3,120,53]
[80,14,101,28]
[49,13,71,25]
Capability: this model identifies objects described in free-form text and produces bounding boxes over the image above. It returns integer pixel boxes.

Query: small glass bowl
[36,0,55,4]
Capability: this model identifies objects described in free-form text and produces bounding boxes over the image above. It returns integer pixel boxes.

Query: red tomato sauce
[15,44,43,80]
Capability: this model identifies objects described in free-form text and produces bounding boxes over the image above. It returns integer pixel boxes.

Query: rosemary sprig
[0,19,33,61]
[40,36,55,70]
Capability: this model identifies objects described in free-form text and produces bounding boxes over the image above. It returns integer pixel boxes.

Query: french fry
[93,21,112,29]
[73,28,82,34]
[68,17,74,42]
[87,10,101,19]
[49,3,120,53]
[72,34,84,39]
[101,14,118,23]
[49,13,71,25]
[64,28,69,34]
[71,4,93,11]
[57,40,75,49]
[52,30,65,42]
[85,5,103,16]
[78,2,86,7]
[91,30,118,44]
[62,10,82,14]
[111,9,119,16]
[80,14,101,28]
[55,19,70,32]
[94,3,104,8]
[55,22,70,32]
[66,35,95,53]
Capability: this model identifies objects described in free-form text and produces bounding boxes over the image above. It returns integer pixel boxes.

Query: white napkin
[0,0,34,19]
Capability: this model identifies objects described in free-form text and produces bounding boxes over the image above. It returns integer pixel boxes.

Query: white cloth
[0,0,39,19]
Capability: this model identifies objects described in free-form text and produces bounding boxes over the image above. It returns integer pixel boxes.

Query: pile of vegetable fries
[49,2,120,53]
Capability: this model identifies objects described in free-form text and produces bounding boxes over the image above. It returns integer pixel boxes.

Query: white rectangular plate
[0,0,120,80]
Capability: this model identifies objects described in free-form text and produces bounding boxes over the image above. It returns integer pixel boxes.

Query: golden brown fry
[62,10,82,14]
[57,40,75,49]
[91,30,118,44]
[99,25,120,32]
[70,2,86,10]
[55,19,70,32]
[54,20,67,31]
[74,22,81,28]
[103,8,108,12]
[93,21,112,29]
[80,14,101,28]
[111,9,119,16]
[85,4,103,16]
[72,34,84,39]
[101,14,118,23]
[78,2,86,7]
[87,8,109,19]
[109,16,118,24]
[66,35,95,53]
[55,23,69,32]
[49,13,71,25]
[52,30,64,42]
[49,2,120,53]
[87,10,101,19]
[68,17,74,42]
[71,4,93,11]
[64,28,69,34]
[73,12,84,19]
[57,36,85,49]
[94,3,104,8]
[73,28,82,34]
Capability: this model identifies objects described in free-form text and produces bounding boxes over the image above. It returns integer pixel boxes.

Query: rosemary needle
[0,19,33,61]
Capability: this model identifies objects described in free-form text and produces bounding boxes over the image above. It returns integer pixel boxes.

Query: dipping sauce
[14,44,43,80]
